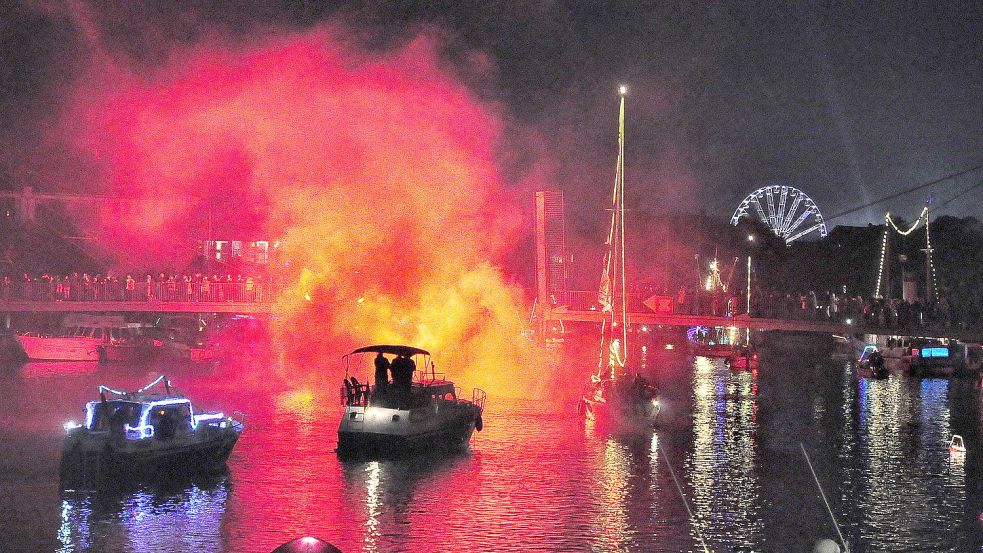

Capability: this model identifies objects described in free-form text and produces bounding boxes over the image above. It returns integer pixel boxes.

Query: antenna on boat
[657,442,710,553]
[165,378,171,395]
[800,442,850,553]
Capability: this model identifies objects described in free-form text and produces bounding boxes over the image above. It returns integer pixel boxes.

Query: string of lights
[874,206,938,300]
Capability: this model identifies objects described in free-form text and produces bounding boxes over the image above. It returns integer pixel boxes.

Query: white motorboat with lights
[60,375,243,485]
[579,88,661,430]
[336,345,486,458]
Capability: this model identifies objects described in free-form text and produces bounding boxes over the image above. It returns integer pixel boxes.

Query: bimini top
[349,344,430,357]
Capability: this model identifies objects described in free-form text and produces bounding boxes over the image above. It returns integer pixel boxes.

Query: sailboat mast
[617,87,628,359]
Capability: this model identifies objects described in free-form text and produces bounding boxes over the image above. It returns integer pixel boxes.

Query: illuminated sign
[920,347,949,358]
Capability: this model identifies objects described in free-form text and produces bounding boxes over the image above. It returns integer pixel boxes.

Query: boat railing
[417,371,446,384]
[231,410,247,431]
[340,381,372,406]
[472,388,487,413]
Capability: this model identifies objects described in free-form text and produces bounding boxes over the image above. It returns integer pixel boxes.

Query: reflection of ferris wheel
[731,185,828,244]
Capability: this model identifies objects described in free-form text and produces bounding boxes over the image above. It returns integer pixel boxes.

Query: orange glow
[52,29,550,398]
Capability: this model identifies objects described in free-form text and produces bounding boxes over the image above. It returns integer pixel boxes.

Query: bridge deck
[549,307,982,342]
[0,300,273,314]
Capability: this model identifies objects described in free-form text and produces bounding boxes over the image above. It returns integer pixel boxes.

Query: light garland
[874,218,890,298]
[875,206,940,301]
[885,206,928,236]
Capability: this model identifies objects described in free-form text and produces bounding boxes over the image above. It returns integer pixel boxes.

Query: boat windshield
[87,400,142,431]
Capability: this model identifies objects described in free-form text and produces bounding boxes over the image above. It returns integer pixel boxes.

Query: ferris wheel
[731,185,828,244]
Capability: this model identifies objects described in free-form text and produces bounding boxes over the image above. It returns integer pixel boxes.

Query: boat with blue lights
[336,344,486,459]
[60,375,244,486]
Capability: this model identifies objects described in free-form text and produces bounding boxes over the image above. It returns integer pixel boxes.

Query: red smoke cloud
[53,29,551,397]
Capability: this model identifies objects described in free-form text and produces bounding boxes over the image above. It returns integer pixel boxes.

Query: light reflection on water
[2,340,983,552]
[57,477,230,553]
[687,356,763,550]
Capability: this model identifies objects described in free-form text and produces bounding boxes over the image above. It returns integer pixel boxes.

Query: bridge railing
[550,290,651,312]
[0,281,287,303]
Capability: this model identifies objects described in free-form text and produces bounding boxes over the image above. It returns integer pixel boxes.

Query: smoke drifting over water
[42,21,552,398]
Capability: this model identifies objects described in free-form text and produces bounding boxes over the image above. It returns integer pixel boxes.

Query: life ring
[475,415,483,432]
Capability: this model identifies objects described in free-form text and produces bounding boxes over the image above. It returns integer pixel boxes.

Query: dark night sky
[2,0,982,233]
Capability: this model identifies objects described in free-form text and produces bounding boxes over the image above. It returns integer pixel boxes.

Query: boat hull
[581,393,660,431]
[337,405,479,459]
[17,335,102,361]
[60,431,240,486]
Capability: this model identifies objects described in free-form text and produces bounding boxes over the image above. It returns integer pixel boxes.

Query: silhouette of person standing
[374,352,391,397]
[391,354,414,392]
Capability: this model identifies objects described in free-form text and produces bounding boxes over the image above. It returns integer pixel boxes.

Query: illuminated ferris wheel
[731,185,828,244]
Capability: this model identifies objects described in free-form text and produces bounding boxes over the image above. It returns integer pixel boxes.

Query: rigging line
[800,443,850,553]
[933,178,983,214]
[825,162,983,222]
[657,443,710,553]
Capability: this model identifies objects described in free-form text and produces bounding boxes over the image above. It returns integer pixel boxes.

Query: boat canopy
[349,344,430,357]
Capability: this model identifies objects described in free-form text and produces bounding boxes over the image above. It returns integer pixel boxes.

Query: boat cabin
[75,394,228,441]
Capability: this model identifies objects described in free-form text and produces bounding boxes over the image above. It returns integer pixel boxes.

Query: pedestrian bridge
[543,292,982,343]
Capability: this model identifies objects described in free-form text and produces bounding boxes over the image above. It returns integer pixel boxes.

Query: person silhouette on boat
[373,351,391,404]
[374,352,391,399]
[390,354,416,405]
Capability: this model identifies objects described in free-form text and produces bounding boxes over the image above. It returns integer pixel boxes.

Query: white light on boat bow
[64,421,82,433]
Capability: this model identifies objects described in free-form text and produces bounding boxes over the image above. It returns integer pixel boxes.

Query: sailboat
[579,86,660,428]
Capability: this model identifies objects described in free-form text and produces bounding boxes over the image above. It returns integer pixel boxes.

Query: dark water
[2,340,982,552]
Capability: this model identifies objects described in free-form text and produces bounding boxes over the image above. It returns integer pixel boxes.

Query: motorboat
[862,334,963,377]
[60,375,243,486]
[725,345,759,371]
[857,344,888,379]
[17,314,156,362]
[687,325,741,358]
[336,345,486,458]
[950,434,967,453]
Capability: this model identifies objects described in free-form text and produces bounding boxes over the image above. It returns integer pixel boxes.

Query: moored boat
[336,345,485,458]
[725,345,759,371]
[17,314,156,362]
[60,375,243,486]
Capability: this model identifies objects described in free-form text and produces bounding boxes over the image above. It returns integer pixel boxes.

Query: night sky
[2,1,982,232]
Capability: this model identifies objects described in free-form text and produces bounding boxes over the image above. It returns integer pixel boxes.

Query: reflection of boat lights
[365,461,381,547]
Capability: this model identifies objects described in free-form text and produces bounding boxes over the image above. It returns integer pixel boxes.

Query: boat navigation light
[665,343,675,350]
[618,84,628,96]
[651,399,660,408]
[845,318,852,325]
[64,421,81,433]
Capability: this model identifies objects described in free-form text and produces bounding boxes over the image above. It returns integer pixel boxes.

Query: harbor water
[1,338,982,552]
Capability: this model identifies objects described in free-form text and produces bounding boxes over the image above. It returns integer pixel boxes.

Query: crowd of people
[0,273,281,303]
[665,285,954,329]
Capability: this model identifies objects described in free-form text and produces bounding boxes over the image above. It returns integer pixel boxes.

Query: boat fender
[475,415,483,432]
